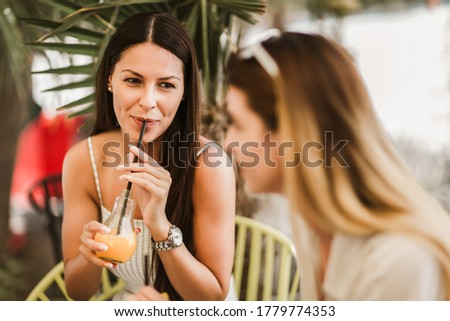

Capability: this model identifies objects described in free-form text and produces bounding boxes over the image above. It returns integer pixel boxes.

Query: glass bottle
[95,189,137,264]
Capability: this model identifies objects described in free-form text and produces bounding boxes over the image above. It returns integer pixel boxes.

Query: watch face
[172,227,183,247]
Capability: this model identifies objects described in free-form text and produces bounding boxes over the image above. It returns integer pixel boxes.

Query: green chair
[26,261,124,301]
[234,215,300,301]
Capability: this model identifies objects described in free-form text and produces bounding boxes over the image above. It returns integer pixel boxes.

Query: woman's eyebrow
[120,69,143,77]
[159,76,181,82]
[120,69,181,82]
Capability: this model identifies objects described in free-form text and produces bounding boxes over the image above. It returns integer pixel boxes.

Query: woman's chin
[243,180,263,195]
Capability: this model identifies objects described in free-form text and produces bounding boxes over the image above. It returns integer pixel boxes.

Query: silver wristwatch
[152,225,183,251]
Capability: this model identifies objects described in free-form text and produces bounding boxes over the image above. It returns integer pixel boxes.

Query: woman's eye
[124,78,142,85]
[160,82,175,89]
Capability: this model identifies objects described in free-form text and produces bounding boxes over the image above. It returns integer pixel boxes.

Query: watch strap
[152,225,181,251]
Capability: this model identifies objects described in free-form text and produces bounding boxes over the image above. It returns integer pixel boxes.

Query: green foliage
[0,255,27,300]
[0,1,39,104]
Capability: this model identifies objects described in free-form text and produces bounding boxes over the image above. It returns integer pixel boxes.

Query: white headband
[235,29,281,78]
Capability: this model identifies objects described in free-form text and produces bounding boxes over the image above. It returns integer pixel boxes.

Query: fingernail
[129,144,138,150]
[101,226,111,233]
[98,244,108,251]
[105,262,113,269]
[119,174,130,180]
[116,165,124,170]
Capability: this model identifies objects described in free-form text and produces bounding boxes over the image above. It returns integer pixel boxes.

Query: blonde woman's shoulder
[330,232,446,300]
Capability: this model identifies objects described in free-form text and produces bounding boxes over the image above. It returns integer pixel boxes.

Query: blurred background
[0,0,449,300]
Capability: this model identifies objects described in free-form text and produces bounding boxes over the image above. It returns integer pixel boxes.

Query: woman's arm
[121,142,236,300]
[161,143,236,300]
[61,140,112,300]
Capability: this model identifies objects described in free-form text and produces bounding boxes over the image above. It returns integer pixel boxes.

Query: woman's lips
[132,116,159,127]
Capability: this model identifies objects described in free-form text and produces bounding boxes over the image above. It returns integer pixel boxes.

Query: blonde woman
[224,32,450,300]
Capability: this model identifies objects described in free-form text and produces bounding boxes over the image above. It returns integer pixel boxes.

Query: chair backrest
[28,174,64,262]
[26,261,124,301]
[233,215,300,301]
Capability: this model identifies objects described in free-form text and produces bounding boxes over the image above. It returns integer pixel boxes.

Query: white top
[88,137,236,300]
[290,213,446,300]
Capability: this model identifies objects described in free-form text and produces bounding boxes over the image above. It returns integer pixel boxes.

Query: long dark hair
[93,12,200,300]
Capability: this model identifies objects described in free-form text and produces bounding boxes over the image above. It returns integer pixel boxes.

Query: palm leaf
[20,18,104,43]
[64,0,167,15]
[0,3,29,101]
[45,0,117,30]
[45,0,84,15]
[181,2,199,37]
[32,63,95,75]
[26,42,100,56]
[214,0,266,24]
[36,12,95,42]
[57,93,94,110]
[66,105,94,118]
[78,117,94,133]
[43,78,94,92]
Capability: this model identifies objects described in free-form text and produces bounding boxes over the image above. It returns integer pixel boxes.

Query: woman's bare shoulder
[196,135,229,168]
[198,135,222,147]
[64,131,119,165]
[63,137,90,171]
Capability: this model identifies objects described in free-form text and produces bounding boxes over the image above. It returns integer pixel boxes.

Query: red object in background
[8,112,86,255]
[11,112,85,200]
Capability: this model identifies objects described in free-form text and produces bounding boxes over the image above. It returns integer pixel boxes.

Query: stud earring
[108,85,112,92]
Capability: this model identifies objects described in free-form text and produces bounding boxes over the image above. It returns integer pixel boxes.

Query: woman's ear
[108,75,113,92]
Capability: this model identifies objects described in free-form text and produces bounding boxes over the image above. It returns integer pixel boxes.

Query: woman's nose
[138,86,157,110]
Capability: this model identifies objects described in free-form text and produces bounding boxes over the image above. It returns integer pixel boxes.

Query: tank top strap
[87,136,104,207]
[195,141,224,159]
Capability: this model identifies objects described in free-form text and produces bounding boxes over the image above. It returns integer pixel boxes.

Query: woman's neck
[116,129,161,162]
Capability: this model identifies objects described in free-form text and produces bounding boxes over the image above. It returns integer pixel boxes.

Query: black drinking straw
[117,120,147,234]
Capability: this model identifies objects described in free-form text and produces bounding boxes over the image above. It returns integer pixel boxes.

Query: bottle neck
[121,188,131,198]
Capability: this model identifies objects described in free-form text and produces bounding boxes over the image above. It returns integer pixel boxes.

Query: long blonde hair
[228,32,450,299]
